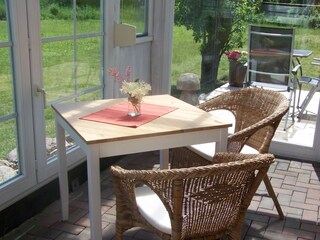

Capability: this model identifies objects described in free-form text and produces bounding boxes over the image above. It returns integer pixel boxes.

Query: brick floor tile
[245,212,270,223]
[248,200,260,212]
[51,221,85,235]
[102,223,116,240]
[307,189,320,200]
[285,216,301,229]
[282,184,308,193]
[70,200,89,210]
[298,173,312,183]
[106,205,116,215]
[282,206,303,216]
[266,217,285,232]
[296,181,320,190]
[305,198,320,205]
[35,212,61,228]
[252,195,262,201]
[246,220,268,238]
[268,172,286,179]
[284,175,298,185]
[300,222,320,233]
[301,162,314,170]
[256,207,279,218]
[290,161,302,169]
[17,235,49,240]
[68,208,88,224]
[264,229,297,240]
[310,179,320,185]
[277,193,292,206]
[302,210,319,223]
[270,177,284,188]
[102,212,116,224]
[290,201,318,211]
[292,191,307,203]
[74,216,109,230]
[28,226,62,239]
[276,170,299,177]
[283,226,316,239]
[274,187,293,195]
[133,228,161,240]
[101,198,116,207]
[288,167,312,175]
[260,196,275,210]
[55,231,89,240]
[243,236,264,240]
[276,162,290,171]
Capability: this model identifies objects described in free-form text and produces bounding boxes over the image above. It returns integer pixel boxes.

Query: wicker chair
[172,88,289,219]
[110,152,274,240]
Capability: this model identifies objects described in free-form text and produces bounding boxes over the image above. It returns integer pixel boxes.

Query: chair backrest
[247,25,295,90]
[198,88,289,153]
[111,152,274,239]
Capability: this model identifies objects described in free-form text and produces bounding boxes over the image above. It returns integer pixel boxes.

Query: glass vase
[128,95,141,117]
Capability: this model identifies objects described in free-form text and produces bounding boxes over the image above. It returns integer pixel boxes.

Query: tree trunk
[200,17,232,86]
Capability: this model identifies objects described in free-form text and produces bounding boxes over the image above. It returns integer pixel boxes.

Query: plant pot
[229,61,246,87]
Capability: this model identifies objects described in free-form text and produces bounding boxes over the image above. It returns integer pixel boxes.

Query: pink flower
[108,66,133,82]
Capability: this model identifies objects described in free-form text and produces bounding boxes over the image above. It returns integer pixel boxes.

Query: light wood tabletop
[52,94,232,240]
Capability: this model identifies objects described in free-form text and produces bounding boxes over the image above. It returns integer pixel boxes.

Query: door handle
[35,84,47,108]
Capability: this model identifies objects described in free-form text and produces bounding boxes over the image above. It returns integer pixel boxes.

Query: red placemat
[80,102,177,128]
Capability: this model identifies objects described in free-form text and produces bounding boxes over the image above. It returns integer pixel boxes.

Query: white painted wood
[55,116,69,221]
[150,0,174,95]
[0,0,37,208]
[86,144,102,240]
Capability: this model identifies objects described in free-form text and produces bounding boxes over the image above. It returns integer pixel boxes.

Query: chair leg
[263,175,284,220]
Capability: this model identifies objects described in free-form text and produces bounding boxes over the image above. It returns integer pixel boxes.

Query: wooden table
[52,94,232,239]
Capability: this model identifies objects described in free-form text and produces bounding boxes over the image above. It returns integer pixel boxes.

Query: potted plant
[108,66,151,116]
[225,50,248,87]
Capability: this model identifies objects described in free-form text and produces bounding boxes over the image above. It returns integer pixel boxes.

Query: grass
[1,12,320,159]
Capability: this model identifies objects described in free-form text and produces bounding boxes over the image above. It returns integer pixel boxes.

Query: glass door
[0,1,36,204]
[32,0,104,181]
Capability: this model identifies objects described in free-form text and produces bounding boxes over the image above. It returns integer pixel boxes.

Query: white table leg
[56,117,69,221]
[160,149,169,169]
[215,128,228,152]
[86,145,102,240]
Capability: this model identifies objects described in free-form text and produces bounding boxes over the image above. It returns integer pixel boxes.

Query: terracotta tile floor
[3,151,320,240]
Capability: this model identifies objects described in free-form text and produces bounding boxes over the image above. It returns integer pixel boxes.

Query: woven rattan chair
[111,152,274,240]
[172,88,289,220]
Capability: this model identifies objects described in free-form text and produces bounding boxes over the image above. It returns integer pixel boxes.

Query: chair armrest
[291,64,301,75]
[227,108,287,153]
[213,152,274,164]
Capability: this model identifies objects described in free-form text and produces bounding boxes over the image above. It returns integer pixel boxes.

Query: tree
[174,0,263,85]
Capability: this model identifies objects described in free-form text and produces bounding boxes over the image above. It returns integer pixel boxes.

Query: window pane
[76,2,101,34]
[0,119,20,176]
[42,40,74,102]
[121,0,148,35]
[0,48,14,117]
[0,6,20,183]
[76,37,102,92]
[0,0,8,42]
[40,0,73,38]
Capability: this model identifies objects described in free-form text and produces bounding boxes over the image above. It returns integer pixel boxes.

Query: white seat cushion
[187,109,236,161]
[135,185,171,234]
[188,143,258,162]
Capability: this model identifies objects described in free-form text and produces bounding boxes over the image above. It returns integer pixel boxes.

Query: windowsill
[136,36,153,44]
